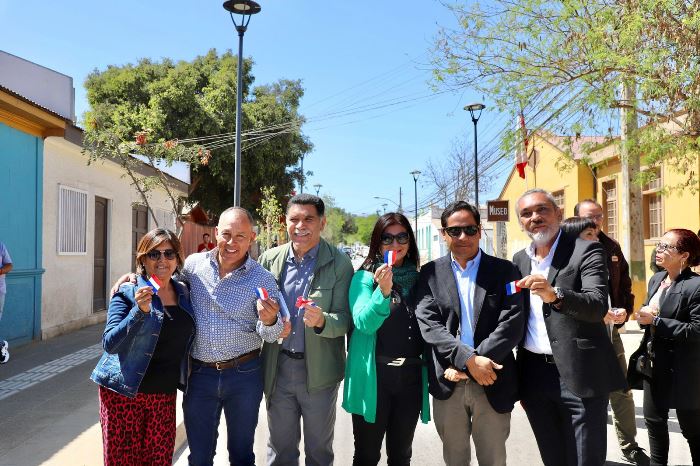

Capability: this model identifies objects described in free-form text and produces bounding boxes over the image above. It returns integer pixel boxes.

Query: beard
[527,225,558,246]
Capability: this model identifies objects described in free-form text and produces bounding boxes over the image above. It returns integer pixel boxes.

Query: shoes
[622,447,650,465]
[0,340,8,364]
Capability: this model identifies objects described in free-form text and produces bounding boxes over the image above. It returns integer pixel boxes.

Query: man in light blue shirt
[415,201,524,466]
[0,241,13,364]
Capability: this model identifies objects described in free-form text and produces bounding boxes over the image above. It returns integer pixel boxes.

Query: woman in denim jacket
[91,228,195,466]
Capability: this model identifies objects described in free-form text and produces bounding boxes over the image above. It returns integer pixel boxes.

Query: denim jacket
[90,276,195,398]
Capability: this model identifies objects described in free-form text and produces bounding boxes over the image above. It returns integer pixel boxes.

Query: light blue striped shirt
[183,249,283,362]
[451,249,482,348]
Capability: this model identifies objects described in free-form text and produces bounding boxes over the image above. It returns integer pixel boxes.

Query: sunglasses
[443,225,480,238]
[380,232,410,245]
[145,249,178,261]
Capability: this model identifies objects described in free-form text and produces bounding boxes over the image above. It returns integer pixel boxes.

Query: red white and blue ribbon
[505,280,521,296]
[296,296,316,308]
[147,275,162,293]
[384,250,397,266]
[255,287,269,300]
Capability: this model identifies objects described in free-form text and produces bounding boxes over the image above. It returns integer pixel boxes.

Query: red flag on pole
[516,112,528,179]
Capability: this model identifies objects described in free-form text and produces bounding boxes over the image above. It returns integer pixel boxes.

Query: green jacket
[342,269,431,424]
[259,239,353,396]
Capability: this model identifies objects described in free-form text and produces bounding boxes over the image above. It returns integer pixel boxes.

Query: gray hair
[515,188,559,216]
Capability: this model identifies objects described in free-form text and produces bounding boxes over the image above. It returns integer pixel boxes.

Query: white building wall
[41,136,185,338]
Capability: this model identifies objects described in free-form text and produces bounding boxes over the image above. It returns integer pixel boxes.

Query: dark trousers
[643,379,700,466]
[520,351,608,466]
[351,363,422,466]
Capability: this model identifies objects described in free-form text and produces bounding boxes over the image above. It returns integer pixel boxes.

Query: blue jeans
[183,357,263,466]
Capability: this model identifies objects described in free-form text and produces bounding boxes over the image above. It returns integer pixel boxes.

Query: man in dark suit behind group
[415,201,525,466]
[513,189,626,466]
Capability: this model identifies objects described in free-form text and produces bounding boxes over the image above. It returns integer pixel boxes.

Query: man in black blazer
[513,189,627,466]
[415,201,525,466]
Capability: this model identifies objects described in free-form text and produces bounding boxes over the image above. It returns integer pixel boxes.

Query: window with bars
[602,180,617,240]
[58,185,88,255]
[552,190,565,212]
[643,168,663,239]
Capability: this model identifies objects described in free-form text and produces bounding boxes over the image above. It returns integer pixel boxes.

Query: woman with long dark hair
[342,212,430,465]
[629,228,700,465]
[91,228,195,466]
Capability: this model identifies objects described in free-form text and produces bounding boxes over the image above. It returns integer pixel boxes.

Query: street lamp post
[382,203,388,214]
[410,170,421,234]
[224,0,261,207]
[465,103,486,208]
[313,183,322,196]
[373,195,401,213]
[300,154,305,193]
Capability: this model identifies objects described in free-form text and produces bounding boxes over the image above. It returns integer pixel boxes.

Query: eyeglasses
[380,232,410,245]
[519,205,554,219]
[443,225,480,238]
[146,249,178,261]
[584,214,604,221]
[655,242,679,253]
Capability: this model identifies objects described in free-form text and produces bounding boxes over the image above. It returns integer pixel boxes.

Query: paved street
[0,321,693,465]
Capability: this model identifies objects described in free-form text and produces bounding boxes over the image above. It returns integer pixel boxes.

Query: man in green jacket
[258,194,354,466]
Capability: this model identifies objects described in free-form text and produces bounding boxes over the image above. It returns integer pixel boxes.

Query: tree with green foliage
[432,0,700,191]
[83,49,312,219]
[256,185,284,251]
[347,214,379,246]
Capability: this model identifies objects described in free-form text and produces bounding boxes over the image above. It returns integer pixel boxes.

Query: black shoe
[622,447,650,465]
[0,340,8,364]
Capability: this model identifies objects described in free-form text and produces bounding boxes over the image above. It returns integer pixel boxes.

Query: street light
[299,154,305,193]
[313,183,322,196]
[410,170,421,234]
[382,203,388,214]
[224,0,261,207]
[373,196,401,212]
[465,102,486,207]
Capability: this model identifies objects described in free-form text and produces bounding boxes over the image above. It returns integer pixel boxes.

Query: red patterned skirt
[98,386,177,466]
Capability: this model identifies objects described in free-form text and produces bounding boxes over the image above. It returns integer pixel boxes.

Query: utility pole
[619,79,645,299]
[398,187,403,213]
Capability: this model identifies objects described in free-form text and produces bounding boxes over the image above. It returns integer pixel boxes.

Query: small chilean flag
[147,275,162,293]
[505,280,521,295]
[255,287,269,300]
[384,250,397,266]
[296,296,316,308]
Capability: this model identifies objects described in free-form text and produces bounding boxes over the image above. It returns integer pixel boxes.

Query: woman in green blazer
[342,212,430,466]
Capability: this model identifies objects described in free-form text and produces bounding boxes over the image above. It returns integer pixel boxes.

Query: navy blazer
[628,269,700,409]
[414,251,525,413]
[513,232,627,398]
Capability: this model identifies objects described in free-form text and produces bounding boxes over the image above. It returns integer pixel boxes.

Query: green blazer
[342,269,430,424]
[259,239,353,396]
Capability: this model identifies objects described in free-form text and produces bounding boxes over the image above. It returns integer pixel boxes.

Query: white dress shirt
[523,231,562,355]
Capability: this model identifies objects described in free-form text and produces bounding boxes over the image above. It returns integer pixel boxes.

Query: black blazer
[627,269,700,410]
[512,232,627,398]
[414,251,525,413]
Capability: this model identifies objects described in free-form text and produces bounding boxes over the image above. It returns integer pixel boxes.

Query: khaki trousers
[433,379,510,466]
[609,327,640,454]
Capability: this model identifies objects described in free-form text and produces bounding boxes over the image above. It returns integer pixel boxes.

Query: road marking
[0,343,103,400]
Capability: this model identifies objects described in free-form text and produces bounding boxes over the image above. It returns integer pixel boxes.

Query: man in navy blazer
[513,189,627,466]
[415,201,525,466]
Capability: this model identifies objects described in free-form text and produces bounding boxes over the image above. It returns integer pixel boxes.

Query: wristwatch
[652,315,661,327]
[551,287,565,307]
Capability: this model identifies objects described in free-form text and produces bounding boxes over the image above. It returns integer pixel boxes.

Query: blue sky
[0,0,512,215]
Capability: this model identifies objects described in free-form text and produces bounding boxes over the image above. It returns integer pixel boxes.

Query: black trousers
[643,379,700,466]
[351,363,422,466]
[519,351,608,466]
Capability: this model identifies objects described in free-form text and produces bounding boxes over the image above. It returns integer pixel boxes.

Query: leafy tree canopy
[433,0,700,191]
[84,49,312,217]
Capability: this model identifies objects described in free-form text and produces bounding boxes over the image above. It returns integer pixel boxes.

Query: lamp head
[464,103,486,122]
[410,170,421,182]
[223,0,261,15]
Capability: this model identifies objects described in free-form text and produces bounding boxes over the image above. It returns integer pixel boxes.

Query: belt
[376,355,423,367]
[193,350,260,370]
[521,348,556,364]
[281,349,304,360]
